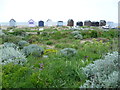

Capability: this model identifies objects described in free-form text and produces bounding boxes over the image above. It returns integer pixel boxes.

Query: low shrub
[71,31,83,39]
[44,49,57,55]
[27,35,40,43]
[2,35,22,44]
[46,41,53,45]
[3,42,18,49]
[71,31,81,36]
[80,51,119,88]
[60,48,77,57]
[18,40,29,49]
[0,46,27,65]
[74,34,83,39]
[11,30,26,36]
[22,44,44,57]
[2,64,34,88]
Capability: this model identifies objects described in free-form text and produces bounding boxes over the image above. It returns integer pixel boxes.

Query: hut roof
[9,19,16,22]
[28,19,34,22]
[47,19,52,22]
[68,19,74,22]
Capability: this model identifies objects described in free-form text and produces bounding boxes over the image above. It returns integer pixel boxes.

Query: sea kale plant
[71,31,81,36]
[0,45,27,65]
[3,42,18,49]
[60,48,77,57]
[80,51,119,88]
[17,40,29,49]
[74,34,83,39]
[22,44,44,57]
[71,31,83,39]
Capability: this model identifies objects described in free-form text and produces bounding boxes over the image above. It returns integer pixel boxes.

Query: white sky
[0,0,119,23]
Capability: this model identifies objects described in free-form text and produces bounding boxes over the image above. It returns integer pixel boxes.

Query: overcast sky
[0,0,119,23]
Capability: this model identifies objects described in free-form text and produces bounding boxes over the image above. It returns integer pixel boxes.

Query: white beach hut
[46,19,53,27]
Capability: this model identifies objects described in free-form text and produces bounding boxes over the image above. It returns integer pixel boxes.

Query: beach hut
[9,19,16,27]
[57,21,63,27]
[91,21,99,27]
[38,20,44,27]
[46,19,53,26]
[84,20,91,26]
[106,21,115,28]
[67,19,74,26]
[99,20,106,26]
[28,19,35,27]
[76,21,83,26]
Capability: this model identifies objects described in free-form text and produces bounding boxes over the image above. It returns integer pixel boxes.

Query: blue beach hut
[57,21,63,27]
[9,19,16,27]
[38,20,44,27]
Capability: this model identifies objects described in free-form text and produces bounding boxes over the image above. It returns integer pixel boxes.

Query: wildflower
[39,63,44,70]
[85,56,88,58]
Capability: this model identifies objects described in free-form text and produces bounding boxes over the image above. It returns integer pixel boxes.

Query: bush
[0,46,27,65]
[44,49,57,55]
[3,42,18,49]
[74,34,83,39]
[29,59,85,88]
[27,35,40,43]
[0,30,5,35]
[11,30,26,36]
[2,35,22,44]
[60,48,77,57]
[71,31,81,36]
[2,64,34,88]
[22,44,44,57]
[41,32,48,36]
[71,31,83,39]
[90,30,98,38]
[18,40,29,49]
[80,51,119,88]
[46,41,53,45]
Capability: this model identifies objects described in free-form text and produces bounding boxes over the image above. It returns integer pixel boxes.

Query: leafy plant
[71,31,81,36]
[71,31,83,39]
[60,48,77,57]
[22,44,44,57]
[74,34,83,39]
[3,42,18,49]
[27,35,40,43]
[46,41,53,45]
[80,51,119,88]
[18,40,29,49]
[2,35,22,44]
[0,46,27,65]
[11,29,26,36]
[44,49,57,55]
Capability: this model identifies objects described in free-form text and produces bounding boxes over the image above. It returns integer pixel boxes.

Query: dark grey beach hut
[99,20,106,26]
[91,21,99,27]
[67,19,74,26]
[9,19,16,27]
[84,20,91,26]
[38,20,44,27]
[76,21,83,26]
[57,21,63,27]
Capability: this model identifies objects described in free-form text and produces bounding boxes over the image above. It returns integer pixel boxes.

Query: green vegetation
[1,26,119,88]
